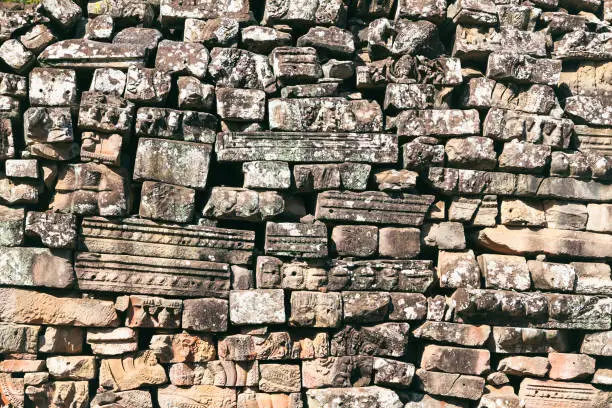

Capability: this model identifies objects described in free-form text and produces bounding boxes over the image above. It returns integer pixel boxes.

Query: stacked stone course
[0,0,611,407]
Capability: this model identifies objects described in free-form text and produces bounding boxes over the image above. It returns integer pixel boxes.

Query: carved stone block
[124,67,171,105]
[87,328,138,356]
[306,386,403,408]
[121,295,183,329]
[78,91,135,136]
[209,48,275,92]
[289,291,342,328]
[203,187,284,222]
[393,109,480,137]
[139,181,196,223]
[26,381,89,408]
[265,222,328,258]
[302,356,373,388]
[39,40,147,69]
[99,351,167,391]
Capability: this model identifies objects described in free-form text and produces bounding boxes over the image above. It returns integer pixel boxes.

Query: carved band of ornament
[81,219,255,246]
[80,151,117,161]
[266,237,327,243]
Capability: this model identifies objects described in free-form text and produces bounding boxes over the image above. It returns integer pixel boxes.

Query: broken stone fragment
[184,18,239,48]
[421,345,491,375]
[0,39,35,74]
[415,369,485,400]
[413,321,490,347]
[26,380,89,408]
[265,222,328,258]
[548,352,596,381]
[396,0,447,22]
[84,15,114,41]
[203,187,284,222]
[297,26,355,59]
[483,108,573,148]
[91,390,153,408]
[393,109,480,137]
[306,386,403,408]
[182,298,228,332]
[158,384,236,408]
[303,356,373,388]
[50,162,129,216]
[437,250,481,289]
[270,47,322,86]
[498,356,550,377]
[423,222,466,250]
[0,323,40,354]
[580,331,612,356]
[0,288,118,327]
[294,164,341,192]
[322,59,354,79]
[86,328,138,356]
[120,295,182,329]
[209,48,276,92]
[565,95,612,126]
[230,290,285,325]
[139,181,196,223]
[289,291,342,328]
[259,363,300,393]
[46,356,96,380]
[528,260,576,292]
[0,177,40,205]
[478,254,531,291]
[452,25,501,60]
[270,97,382,132]
[491,327,571,354]
[0,205,24,246]
[0,247,73,288]
[477,225,612,258]
[155,40,209,79]
[343,292,390,324]
[19,24,57,54]
[378,227,420,259]
[241,26,292,55]
[216,87,266,122]
[134,138,211,190]
[554,30,612,60]
[402,137,445,170]
[41,0,81,30]
[39,40,147,69]
[262,0,344,26]
[374,169,418,191]
[90,68,126,95]
[243,161,291,190]
[124,66,171,105]
[100,351,167,391]
[38,326,83,354]
[447,0,498,25]
[445,136,496,170]
[389,293,427,321]
[331,225,378,257]
[177,77,215,111]
[24,211,76,248]
[150,332,215,363]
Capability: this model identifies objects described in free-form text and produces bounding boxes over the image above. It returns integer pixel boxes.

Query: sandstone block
[26,381,89,408]
[548,352,595,381]
[155,40,209,79]
[306,386,403,408]
[437,250,481,289]
[38,326,83,354]
[216,88,266,122]
[100,351,167,391]
[415,369,485,400]
[25,211,76,248]
[302,356,373,388]
[421,345,490,375]
[289,292,342,328]
[29,68,77,106]
[139,181,196,223]
[0,323,40,354]
[331,225,378,257]
[343,292,390,323]
[389,293,427,321]
[158,385,236,408]
[182,298,228,332]
[498,356,550,377]
[423,222,466,250]
[243,161,291,190]
[149,332,215,363]
[203,187,284,222]
[478,254,531,291]
[528,260,576,292]
[0,247,73,288]
[133,138,212,189]
[0,205,24,246]
[87,328,138,356]
[230,290,285,325]
[378,227,420,259]
[177,77,215,111]
[259,364,300,393]
[46,356,96,380]
[581,331,612,356]
[413,321,491,347]
[240,26,292,54]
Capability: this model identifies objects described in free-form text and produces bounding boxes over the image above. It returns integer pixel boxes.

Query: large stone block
[265,222,328,258]
[229,290,285,325]
[0,288,118,327]
[39,40,147,69]
[420,345,490,375]
[182,298,228,332]
[0,247,73,288]
[133,138,212,189]
[203,187,284,222]
[306,387,403,408]
[289,291,342,328]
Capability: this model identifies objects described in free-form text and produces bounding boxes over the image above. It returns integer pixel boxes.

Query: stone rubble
[0,0,610,407]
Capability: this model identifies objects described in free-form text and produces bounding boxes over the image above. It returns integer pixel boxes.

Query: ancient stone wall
[0,0,611,407]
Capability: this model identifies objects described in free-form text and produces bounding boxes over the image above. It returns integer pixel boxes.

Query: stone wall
[0,0,611,407]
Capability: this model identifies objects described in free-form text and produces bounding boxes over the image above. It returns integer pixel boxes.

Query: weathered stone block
[243,161,291,190]
[379,227,420,259]
[155,40,209,79]
[478,254,531,291]
[413,321,490,347]
[259,363,300,393]
[134,138,211,189]
[528,260,576,292]
[0,247,73,288]
[47,356,96,380]
[177,77,215,111]
[389,293,427,321]
[393,109,480,137]
[548,353,595,381]
[121,295,183,329]
[124,66,171,105]
[100,351,167,391]
[182,298,228,332]
[39,40,147,69]
[294,164,341,192]
[331,225,378,257]
[265,222,328,258]
[421,345,490,375]
[289,291,342,328]
[78,91,135,136]
[306,386,403,408]
[87,328,138,356]
[437,250,480,289]
[230,290,285,325]
[415,369,485,400]
[135,107,218,143]
[216,88,266,122]
[139,181,196,223]
[29,68,77,106]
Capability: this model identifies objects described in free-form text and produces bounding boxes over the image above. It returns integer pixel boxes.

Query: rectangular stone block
[478,254,531,291]
[393,109,480,137]
[413,322,491,347]
[29,68,77,106]
[421,345,490,375]
[0,247,74,289]
[265,222,328,258]
[483,108,573,148]
[229,290,285,325]
[518,378,608,408]
[182,298,228,332]
[78,91,135,136]
[528,260,576,292]
[133,138,212,189]
[119,295,183,329]
[139,181,196,223]
[553,30,612,60]
[491,327,571,353]
[269,98,383,132]
[0,118,15,160]
[0,323,40,354]
[302,356,373,388]
[0,288,118,327]
[329,259,434,292]
[39,39,147,69]
[259,363,300,393]
[160,0,250,25]
[289,291,342,328]
[135,108,217,144]
[75,252,230,298]
[389,293,427,321]
[216,88,266,122]
[415,369,485,400]
[216,132,397,164]
[158,384,236,408]
[306,386,403,408]
[331,323,410,358]
[316,191,434,226]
